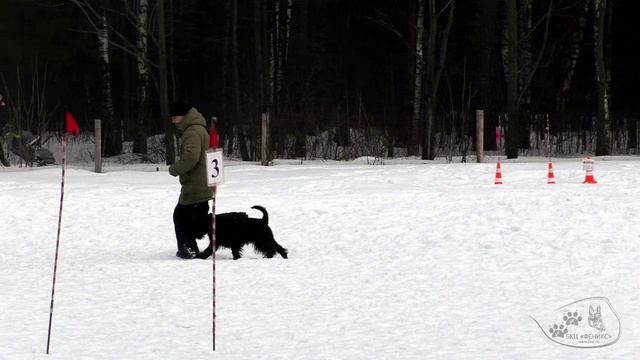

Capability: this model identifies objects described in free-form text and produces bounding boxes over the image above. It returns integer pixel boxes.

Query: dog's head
[588,305,605,332]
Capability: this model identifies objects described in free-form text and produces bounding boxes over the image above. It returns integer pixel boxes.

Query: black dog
[195,205,288,260]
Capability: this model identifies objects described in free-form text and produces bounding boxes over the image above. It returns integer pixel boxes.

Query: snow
[1,157,639,359]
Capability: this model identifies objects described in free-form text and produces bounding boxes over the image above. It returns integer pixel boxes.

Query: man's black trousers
[173,201,210,252]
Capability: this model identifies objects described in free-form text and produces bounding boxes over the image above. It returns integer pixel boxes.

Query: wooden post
[261,113,269,166]
[476,110,484,163]
[94,119,102,173]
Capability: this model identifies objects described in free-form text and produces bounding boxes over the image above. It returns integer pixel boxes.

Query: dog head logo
[531,297,621,348]
[588,305,606,332]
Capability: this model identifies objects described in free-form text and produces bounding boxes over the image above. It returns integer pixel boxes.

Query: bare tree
[505,0,519,158]
[132,0,149,154]
[422,0,456,160]
[157,0,174,164]
[593,0,609,155]
[410,0,425,156]
[477,0,499,151]
[70,0,120,156]
[231,0,249,160]
[70,0,178,159]
[504,0,554,159]
[518,0,532,109]
[97,3,118,156]
[557,0,589,112]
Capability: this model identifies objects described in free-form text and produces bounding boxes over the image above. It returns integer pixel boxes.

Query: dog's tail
[251,205,268,224]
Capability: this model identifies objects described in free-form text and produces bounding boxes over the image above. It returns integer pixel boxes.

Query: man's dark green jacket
[169,108,212,204]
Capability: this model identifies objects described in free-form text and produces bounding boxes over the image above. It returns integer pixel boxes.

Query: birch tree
[518,0,532,110]
[230,0,250,160]
[69,0,169,158]
[504,0,554,159]
[269,0,292,113]
[70,0,119,156]
[422,0,455,160]
[593,0,609,155]
[505,0,519,158]
[477,0,499,151]
[410,0,425,156]
[254,0,267,115]
[133,0,149,154]
[557,0,589,111]
[97,5,118,156]
[157,0,174,164]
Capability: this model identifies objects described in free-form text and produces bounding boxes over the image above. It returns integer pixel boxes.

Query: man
[0,94,9,167]
[168,101,212,259]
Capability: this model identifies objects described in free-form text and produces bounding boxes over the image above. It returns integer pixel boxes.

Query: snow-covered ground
[1,157,639,359]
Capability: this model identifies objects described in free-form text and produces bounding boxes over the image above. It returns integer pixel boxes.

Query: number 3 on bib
[206,149,224,186]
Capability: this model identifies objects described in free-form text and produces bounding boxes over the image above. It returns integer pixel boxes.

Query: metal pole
[46,133,67,354]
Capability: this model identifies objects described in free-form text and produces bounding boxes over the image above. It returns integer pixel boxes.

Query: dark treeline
[0,0,637,162]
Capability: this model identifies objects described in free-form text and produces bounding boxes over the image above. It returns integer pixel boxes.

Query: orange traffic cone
[547,162,556,184]
[583,169,597,184]
[582,157,597,184]
[582,170,598,184]
[494,162,503,184]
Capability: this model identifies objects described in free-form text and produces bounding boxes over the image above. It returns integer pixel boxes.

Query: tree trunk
[285,0,293,66]
[232,0,250,160]
[292,0,308,159]
[518,0,532,108]
[594,0,609,155]
[628,117,638,150]
[157,0,174,165]
[275,0,283,111]
[557,0,588,112]
[254,0,266,113]
[97,4,120,157]
[423,0,436,160]
[411,0,425,156]
[168,0,177,100]
[268,1,277,112]
[477,0,498,151]
[517,0,532,150]
[422,0,455,160]
[121,33,131,144]
[222,0,232,155]
[133,0,149,155]
[505,0,519,159]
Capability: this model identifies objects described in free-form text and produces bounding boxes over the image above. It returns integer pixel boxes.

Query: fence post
[261,113,269,166]
[476,110,484,163]
[94,119,102,173]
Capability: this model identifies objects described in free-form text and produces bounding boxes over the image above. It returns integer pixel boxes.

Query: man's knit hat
[169,101,191,117]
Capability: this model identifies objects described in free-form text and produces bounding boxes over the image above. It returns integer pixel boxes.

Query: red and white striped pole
[47,112,79,354]
[211,185,217,351]
[209,118,219,351]
[46,133,67,355]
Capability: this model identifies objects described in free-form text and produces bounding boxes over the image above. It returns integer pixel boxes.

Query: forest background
[0,0,637,163]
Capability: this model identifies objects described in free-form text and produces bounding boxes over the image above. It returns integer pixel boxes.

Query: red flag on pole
[209,125,219,149]
[65,112,80,135]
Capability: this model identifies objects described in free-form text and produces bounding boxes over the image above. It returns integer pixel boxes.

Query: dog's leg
[276,245,288,259]
[196,244,212,259]
[231,247,242,260]
[196,217,215,259]
[254,240,288,259]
